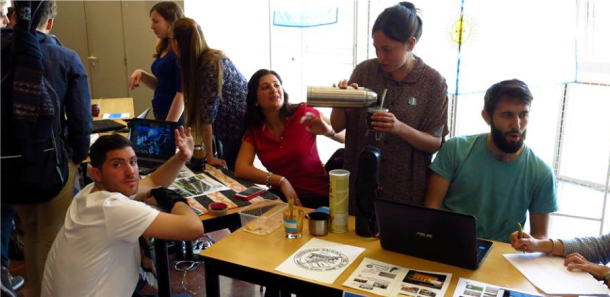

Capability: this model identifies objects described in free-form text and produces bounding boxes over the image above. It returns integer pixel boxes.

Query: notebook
[129,118,178,175]
[374,199,493,270]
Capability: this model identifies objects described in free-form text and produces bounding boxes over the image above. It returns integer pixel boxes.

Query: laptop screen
[129,119,178,159]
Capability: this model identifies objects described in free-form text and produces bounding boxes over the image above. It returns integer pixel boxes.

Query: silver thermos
[307,86,378,108]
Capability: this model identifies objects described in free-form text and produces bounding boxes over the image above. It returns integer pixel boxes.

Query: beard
[490,123,526,154]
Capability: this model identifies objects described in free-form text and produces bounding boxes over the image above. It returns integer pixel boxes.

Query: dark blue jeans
[1,204,15,267]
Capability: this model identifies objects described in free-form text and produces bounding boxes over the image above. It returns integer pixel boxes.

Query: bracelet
[325,130,336,138]
[278,177,285,188]
[546,238,555,256]
[265,172,272,188]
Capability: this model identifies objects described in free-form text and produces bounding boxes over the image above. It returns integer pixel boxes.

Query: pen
[517,222,525,254]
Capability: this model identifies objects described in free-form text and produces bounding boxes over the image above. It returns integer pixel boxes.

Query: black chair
[324,148,344,173]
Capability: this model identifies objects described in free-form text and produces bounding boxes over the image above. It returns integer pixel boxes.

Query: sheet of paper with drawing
[275,238,365,284]
[343,258,452,297]
[504,253,610,295]
[452,278,541,297]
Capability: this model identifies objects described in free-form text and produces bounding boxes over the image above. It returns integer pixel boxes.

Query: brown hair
[150,2,183,58]
[484,79,533,116]
[171,17,225,143]
[36,0,57,30]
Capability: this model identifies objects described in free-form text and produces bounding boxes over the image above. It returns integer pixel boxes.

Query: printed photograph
[485,286,500,294]
[418,288,437,297]
[353,278,368,283]
[464,290,482,297]
[379,271,397,279]
[169,185,192,198]
[466,284,484,291]
[359,283,374,290]
[403,270,447,289]
[401,285,419,293]
[373,282,388,289]
[503,290,542,297]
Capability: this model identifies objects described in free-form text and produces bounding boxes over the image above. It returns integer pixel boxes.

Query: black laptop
[129,118,178,175]
[374,199,493,270]
[91,119,126,133]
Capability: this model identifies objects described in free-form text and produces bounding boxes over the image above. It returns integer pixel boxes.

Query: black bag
[1,77,70,204]
[1,21,70,204]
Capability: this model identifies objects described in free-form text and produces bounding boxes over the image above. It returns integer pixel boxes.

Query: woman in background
[235,69,344,209]
[171,17,247,170]
[129,1,184,123]
[331,2,448,211]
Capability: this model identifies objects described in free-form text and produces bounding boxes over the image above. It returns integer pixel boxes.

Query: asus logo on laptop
[415,232,433,239]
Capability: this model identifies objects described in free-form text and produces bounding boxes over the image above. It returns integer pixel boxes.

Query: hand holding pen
[510,230,536,253]
[517,223,525,253]
[510,230,558,255]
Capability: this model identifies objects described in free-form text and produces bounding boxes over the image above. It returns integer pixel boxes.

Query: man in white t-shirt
[41,127,204,297]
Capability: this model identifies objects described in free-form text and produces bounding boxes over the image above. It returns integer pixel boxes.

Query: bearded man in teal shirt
[425,79,557,243]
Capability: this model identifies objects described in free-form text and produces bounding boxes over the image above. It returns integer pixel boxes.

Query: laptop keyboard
[476,240,492,263]
[476,246,486,260]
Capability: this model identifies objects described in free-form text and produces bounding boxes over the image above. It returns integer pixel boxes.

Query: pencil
[517,222,525,254]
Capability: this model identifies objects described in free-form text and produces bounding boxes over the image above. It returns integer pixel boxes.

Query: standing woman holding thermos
[331,2,449,209]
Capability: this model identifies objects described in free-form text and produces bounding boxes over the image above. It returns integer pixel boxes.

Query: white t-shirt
[41,183,160,297]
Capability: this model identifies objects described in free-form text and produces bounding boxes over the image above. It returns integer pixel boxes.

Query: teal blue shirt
[429,134,557,242]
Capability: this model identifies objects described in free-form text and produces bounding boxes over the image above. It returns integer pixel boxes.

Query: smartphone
[235,186,267,200]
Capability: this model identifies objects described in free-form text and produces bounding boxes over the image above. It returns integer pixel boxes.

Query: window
[186,0,610,237]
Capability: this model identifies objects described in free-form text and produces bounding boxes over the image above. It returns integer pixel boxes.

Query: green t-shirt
[429,134,558,242]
